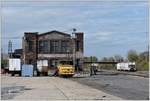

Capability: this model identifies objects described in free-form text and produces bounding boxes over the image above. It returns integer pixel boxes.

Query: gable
[38,31,71,40]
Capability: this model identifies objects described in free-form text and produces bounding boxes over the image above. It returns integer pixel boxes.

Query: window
[61,40,69,53]
[54,41,59,53]
[39,41,42,53]
[76,41,80,51]
[50,40,59,53]
[39,40,49,53]
[28,41,33,52]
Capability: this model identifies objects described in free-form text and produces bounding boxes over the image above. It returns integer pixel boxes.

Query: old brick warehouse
[20,30,84,72]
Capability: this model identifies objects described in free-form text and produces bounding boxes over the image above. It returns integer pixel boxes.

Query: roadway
[72,70,149,100]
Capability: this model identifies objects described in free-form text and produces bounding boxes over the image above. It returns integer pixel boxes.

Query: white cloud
[85,32,113,44]
[1,1,148,58]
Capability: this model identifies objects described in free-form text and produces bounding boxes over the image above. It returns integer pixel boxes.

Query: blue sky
[1,0,149,59]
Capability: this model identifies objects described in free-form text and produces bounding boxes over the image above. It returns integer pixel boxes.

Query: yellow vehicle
[57,62,75,77]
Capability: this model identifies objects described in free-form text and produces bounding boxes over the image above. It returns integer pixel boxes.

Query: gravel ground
[71,71,149,100]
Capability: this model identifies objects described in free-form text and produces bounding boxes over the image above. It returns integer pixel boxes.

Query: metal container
[9,58,21,71]
[22,64,33,77]
[37,60,48,72]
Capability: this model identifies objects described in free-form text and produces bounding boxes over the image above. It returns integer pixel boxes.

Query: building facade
[22,30,84,70]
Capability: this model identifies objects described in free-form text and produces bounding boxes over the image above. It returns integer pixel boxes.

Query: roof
[38,30,71,37]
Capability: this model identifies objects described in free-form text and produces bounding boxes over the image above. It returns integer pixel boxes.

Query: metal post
[72,28,77,72]
[1,48,3,61]
[90,56,93,76]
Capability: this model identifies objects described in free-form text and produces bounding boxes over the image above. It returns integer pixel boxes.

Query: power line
[1,0,147,2]
[1,37,22,39]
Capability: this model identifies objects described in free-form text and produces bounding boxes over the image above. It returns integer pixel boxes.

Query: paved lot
[1,75,121,100]
[98,69,149,78]
[72,71,149,100]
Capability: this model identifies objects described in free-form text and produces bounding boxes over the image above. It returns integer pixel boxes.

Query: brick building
[22,30,84,70]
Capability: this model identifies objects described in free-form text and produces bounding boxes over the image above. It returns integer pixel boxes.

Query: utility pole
[146,31,149,62]
[8,40,12,58]
[1,48,3,60]
[72,28,77,72]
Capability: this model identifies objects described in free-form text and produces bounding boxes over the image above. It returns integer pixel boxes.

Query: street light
[66,48,70,64]
[72,28,77,72]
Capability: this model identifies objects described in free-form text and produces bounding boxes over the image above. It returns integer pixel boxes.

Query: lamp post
[72,28,77,72]
[66,48,70,64]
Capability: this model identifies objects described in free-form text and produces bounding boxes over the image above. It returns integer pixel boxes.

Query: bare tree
[114,55,124,62]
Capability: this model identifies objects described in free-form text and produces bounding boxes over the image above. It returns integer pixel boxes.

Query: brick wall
[22,32,38,68]
[75,33,84,52]
[22,31,84,70]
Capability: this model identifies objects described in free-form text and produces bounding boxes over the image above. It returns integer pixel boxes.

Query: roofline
[75,32,84,34]
[38,30,71,37]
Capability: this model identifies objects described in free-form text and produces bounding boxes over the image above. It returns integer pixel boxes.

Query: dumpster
[22,64,33,77]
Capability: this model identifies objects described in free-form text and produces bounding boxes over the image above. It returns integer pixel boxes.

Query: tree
[1,59,8,69]
[99,57,116,70]
[84,56,98,62]
[114,55,124,62]
[137,51,149,70]
[101,57,108,62]
[139,51,149,62]
[127,50,139,62]
[108,57,115,62]
[90,56,98,62]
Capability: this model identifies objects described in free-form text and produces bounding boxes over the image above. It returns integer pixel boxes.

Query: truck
[117,62,136,71]
[57,61,75,77]
[9,58,21,76]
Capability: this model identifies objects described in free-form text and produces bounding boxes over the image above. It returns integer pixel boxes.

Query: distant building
[12,49,23,58]
[22,30,84,70]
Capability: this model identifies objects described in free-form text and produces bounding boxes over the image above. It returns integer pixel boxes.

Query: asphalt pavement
[71,71,149,100]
